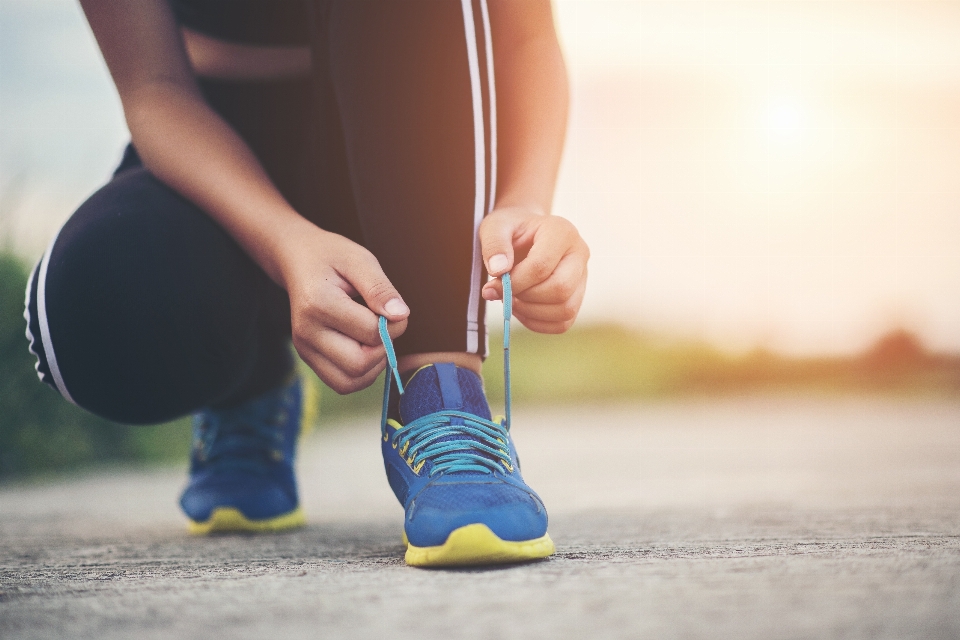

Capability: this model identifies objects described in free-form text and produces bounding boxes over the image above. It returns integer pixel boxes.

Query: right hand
[280,226,409,394]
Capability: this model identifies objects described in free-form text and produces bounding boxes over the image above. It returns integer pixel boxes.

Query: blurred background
[1,0,958,479]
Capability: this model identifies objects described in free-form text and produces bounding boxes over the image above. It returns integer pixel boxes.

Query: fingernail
[488,254,509,274]
[384,298,409,316]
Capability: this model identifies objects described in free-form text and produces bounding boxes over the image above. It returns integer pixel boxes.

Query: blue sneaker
[378,274,555,566]
[179,376,308,534]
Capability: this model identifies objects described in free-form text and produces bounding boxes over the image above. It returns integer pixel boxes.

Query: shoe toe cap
[180,471,297,522]
[405,480,548,547]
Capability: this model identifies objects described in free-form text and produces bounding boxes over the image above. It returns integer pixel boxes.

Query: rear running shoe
[378,273,555,567]
[179,376,308,534]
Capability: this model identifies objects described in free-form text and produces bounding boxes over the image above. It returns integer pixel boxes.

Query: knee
[28,169,266,424]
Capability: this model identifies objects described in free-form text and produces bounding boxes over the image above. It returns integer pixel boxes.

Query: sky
[1,0,959,355]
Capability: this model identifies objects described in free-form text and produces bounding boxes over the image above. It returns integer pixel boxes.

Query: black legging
[25,0,496,424]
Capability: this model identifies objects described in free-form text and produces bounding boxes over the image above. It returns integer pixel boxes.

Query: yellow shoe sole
[187,506,306,535]
[403,523,555,567]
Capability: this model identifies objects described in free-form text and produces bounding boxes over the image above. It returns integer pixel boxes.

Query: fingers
[483,262,586,334]
[294,315,383,366]
[515,316,575,335]
[296,311,403,393]
[294,319,390,394]
[479,212,588,335]
[509,216,582,296]
[511,264,586,334]
[316,287,408,347]
[478,210,520,276]
[293,262,406,392]
[286,232,411,393]
[512,252,586,304]
[299,342,386,395]
[482,230,588,305]
[512,275,586,324]
[338,249,410,322]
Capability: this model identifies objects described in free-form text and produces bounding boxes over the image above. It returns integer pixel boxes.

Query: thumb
[344,255,409,320]
[478,212,518,277]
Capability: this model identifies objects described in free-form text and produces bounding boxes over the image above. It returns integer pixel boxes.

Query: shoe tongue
[399,363,491,424]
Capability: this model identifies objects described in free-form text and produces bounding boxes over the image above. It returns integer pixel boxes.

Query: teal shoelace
[378,273,514,476]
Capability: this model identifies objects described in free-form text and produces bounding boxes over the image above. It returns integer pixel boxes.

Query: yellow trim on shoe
[187,506,306,535]
[403,523,555,567]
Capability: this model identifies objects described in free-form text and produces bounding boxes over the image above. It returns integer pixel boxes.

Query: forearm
[491,3,569,215]
[124,82,317,287]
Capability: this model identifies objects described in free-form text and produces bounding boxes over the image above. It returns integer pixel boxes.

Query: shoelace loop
[379,273,514,475]
[392,411,512,475]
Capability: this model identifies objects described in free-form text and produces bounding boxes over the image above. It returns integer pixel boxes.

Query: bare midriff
[182,27,311,80]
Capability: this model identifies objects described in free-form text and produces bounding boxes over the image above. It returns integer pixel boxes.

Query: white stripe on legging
[478,0,496,358]
[479,0,497,213]
[37,227,76,404]
[23,259,45,381]
[461,0,486,354]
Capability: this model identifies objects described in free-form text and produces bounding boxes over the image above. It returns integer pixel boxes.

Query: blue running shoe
[179,376,308,534]
[378,274,555,566]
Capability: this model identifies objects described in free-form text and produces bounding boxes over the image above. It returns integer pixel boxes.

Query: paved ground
[1,396,959,639]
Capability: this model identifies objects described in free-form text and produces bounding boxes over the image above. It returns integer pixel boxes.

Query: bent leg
[25,166,293,425]
[322,0,494,357]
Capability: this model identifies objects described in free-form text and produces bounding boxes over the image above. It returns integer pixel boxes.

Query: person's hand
[479,205,589,333]
[280,226,409,394]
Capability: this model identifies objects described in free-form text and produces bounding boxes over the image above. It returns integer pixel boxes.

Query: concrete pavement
[2,396,959,639]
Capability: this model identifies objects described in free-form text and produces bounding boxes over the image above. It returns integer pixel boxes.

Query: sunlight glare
[764,99,804,145]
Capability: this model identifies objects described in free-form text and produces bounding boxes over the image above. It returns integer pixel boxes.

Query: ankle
[397,352,482,376]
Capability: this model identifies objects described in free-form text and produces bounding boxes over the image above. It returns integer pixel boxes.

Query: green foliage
[0,253,190,479]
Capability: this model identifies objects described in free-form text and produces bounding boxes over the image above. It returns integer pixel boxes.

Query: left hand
[479,205,589,334]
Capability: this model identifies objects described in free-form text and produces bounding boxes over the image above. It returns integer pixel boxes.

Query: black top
[170,0,310,46]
